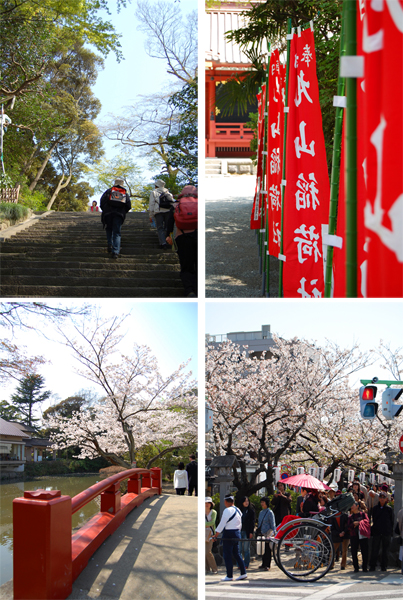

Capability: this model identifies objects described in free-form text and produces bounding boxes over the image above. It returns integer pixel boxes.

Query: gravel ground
[205,175,280,298]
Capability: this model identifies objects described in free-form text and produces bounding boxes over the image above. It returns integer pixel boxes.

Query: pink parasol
[283,473,331,491]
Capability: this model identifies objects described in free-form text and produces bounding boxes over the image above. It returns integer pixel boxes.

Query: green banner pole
[324,4,346,298]
[278,18,292,298]
[344,0,358,297]
[260,73,268,283]
[257,85,263,274]
[263,43,271,297]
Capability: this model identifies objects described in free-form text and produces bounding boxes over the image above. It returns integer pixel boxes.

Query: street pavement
[69,493,197,600]
[205,561,403,600]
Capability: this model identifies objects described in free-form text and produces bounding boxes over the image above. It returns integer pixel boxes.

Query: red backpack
[108,186,127,207]
[174,196,198,230]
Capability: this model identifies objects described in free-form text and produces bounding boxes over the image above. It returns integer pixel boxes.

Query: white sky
[205,299,403,389]
[88,0,198,201]
[2,301,198,419]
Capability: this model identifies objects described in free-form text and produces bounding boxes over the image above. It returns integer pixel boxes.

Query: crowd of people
[93,177,198,297]
[206,479,403,581]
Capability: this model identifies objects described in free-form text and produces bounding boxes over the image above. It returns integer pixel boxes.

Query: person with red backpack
[100,177,131,259]
[166,185,197,297]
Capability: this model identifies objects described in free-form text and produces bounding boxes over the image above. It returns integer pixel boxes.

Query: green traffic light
[363,404,376,418]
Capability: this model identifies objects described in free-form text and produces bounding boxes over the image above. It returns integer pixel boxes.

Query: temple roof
[205,3,268,66]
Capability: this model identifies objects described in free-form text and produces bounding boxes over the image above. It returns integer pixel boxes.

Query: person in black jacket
[297,488,320,517]
[369,491,394,571]
[330,512,350,570]
[238,496,255,568]
[272,481,292,526]
[185,454,198,496]
[100,178,131,259]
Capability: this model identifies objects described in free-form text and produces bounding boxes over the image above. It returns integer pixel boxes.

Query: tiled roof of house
[0,418,30,438]
[8,421,36,434]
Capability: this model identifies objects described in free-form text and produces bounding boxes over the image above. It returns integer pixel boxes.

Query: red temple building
[205,1,267,172]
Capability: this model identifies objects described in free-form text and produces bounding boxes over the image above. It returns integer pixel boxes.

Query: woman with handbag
[347,501,370,572]
[256,497,276,571]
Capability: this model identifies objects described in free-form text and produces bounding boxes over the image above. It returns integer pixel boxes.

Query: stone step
[1,260,179,277]
[0,211,183,298]
[1,273,183,288]
[0,246,178,258]
[0,285,184,298]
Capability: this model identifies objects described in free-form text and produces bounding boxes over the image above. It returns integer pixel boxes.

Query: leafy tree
[0,400,24,421]
[165,79,198,184]
[0,0,127,61]
[83,151,148,210]
[43,395,91,421]
[53,179,95,212]
[10,374,51,428]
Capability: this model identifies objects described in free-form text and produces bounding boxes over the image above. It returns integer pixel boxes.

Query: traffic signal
[359,385,378,419]
[381,387,403,420]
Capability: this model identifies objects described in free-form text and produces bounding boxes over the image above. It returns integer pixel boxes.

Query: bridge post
[13,490,72,600]
[100,482,121,514]
[151,467,162,494]
[128,471,142,494]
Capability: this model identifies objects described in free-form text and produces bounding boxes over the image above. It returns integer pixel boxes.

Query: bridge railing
[13,467,162,600]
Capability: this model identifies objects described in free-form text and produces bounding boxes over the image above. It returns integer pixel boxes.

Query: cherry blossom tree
[206,335,396,497]
[47,315,197,468]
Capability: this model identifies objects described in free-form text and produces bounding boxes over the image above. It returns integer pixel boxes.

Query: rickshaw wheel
[276,522,334,582]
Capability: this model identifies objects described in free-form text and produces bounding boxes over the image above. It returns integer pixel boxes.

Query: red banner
[282,27,330,297]
[362,0,403,296]
[250,83,267,229]
[267,49,286,256]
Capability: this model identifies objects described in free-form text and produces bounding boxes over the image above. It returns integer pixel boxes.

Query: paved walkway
[205,175,279,298]
[69,494,197,600]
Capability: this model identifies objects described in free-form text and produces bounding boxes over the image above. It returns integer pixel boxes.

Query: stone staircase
[0,212,184,297]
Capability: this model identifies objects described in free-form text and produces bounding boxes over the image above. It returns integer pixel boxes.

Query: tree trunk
[18,142,42,182]
[29,139,60,191]
[46,169,72,211]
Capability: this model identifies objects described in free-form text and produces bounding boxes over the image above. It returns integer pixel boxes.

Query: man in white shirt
[212,495,247,581]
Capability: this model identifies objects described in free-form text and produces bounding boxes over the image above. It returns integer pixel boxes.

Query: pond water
[0,474,101,586]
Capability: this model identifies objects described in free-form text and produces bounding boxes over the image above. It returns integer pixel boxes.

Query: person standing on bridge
[186,454,198,496]
[173,461,188,495]
[212,494,247,581]
[100,178,131,259]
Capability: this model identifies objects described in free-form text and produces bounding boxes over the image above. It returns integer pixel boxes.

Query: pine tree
[10,374,51,428]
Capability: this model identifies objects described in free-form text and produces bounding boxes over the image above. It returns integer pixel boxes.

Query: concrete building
[206,323,275,358]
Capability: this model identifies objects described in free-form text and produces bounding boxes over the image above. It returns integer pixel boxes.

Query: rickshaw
[268,492,355,582]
